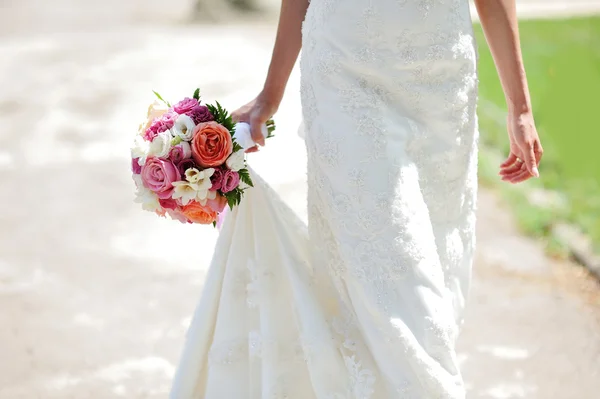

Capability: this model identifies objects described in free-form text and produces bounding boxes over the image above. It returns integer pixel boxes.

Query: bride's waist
[304,0,473,33]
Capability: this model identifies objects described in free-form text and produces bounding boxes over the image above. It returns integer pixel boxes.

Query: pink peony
[176,158,196,177]
[206,193,227,213]
[141,157,181,199]
[169,142,192,164]
[159,198,178,210]
[144,111,177,141]
[132,158,142,174]
[173,97,199,114]
[221,170,240,193]
[187,105,213,124]
[210,168,226,191]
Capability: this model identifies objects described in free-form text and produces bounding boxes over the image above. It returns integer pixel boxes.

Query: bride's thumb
[524,147,540,178]
[250,119,266,146]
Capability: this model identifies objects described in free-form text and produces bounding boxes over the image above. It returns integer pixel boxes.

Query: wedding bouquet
[130,89,275,225]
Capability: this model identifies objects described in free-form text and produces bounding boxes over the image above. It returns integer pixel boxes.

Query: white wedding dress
[170,0,479,398]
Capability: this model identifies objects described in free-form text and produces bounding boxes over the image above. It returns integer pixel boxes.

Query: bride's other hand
[232,92,280,151]
[475,0,544,184]
[499,110,543,183]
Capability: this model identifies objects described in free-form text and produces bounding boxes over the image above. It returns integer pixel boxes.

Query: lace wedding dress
[170,0,479,397]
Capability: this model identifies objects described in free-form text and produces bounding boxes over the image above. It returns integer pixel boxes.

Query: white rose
[131,135,150,166]
[147,131,172,158]
[172,114,196,141]
[225,150,246,172]
[133,176,161,212]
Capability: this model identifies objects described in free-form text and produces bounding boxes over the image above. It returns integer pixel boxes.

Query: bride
[170,0,543,397]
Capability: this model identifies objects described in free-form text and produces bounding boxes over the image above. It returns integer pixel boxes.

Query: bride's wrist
[260,84,284,111]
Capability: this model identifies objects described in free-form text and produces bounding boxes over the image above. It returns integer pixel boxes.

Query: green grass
[474,16,600,251]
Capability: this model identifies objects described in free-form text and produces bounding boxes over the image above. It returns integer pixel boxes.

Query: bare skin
[475,0,543,183]
[235,0,543,184]
[232,0,309,152]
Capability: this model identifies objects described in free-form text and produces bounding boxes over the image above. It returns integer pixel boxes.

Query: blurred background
[0,0,599,398]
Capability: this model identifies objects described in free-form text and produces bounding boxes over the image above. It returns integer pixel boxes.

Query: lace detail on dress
[300,0,477,397]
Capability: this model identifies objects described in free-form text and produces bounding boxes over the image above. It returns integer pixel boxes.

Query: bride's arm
[232,0,309,146]
[474,0,530,113]
[474,0,543,182]
[262,0,310,102]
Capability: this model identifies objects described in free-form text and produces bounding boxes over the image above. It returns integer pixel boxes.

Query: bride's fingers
[245,146,259,153]
[502,167,531,183]
[534,140,544,164]
[500,162,526,180]
[499,161,524,176]
[508,170,532,183]
[500,153,518,168]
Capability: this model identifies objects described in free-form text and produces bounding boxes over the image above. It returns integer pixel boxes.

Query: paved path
[1,2,599,398]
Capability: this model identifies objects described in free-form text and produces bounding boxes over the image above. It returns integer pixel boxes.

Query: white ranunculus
[147,131,172,158]
[131,135,150,166]
[133,176,161,212]
[171,181,200,206]
[172,114,196,141]
[225,150,245,172]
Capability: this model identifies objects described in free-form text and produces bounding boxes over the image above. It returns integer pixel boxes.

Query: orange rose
[181,201,218,224]
[191,122,233,167]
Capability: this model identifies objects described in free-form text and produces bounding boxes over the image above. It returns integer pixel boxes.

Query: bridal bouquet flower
[131,88,275,225]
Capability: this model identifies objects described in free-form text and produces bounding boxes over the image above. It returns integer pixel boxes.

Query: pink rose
[187,105,213,124]
[221,170,240,193]
[206,193,227,213]
[169,142,192,164]
[176,158,196,177]
[141,157,181,199]
[173,97,199,114]
[132,158,142,174]
[210,168,225,191]
[159,198,178,210]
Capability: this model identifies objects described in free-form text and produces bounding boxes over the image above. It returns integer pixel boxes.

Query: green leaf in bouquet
[234,188,243,206]
[232,141,243,154]
[152,90,171,107]
[206,101,236,135]
[212,221,217,228]
[266,118,276,138]
[193,88,201,101]
[238,168,254,188]
[224,190,237,211]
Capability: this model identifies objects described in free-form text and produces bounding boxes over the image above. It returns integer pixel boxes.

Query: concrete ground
[1,1,599,398]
